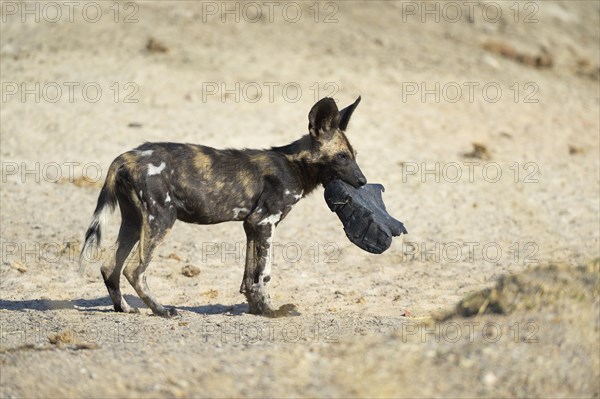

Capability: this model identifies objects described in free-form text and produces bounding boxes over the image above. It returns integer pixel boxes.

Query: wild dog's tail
[79,158,121,267]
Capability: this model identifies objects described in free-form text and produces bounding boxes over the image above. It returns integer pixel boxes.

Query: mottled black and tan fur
[80,97,366,317]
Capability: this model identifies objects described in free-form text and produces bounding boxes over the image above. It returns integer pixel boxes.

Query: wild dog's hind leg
[101,194,140,313]
[123,205,177,317]
[102,222,140,313]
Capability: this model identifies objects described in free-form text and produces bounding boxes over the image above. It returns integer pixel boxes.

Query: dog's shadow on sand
[0,296,249,316]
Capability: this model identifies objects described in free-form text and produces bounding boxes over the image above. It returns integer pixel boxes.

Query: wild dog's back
[115,142,301,225]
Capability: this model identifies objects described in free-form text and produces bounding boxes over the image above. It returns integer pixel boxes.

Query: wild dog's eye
[337,152,349,161]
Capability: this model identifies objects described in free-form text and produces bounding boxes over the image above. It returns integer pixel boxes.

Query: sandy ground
[1,1,599,397]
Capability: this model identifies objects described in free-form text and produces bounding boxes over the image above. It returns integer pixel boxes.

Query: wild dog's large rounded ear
[308,97,340,139]
[338,96,361,132]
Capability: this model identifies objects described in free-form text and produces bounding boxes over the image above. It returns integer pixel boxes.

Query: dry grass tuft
[436,259,599,321]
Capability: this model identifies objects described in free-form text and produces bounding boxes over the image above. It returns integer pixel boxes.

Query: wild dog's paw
[153,306,178,318]
[247,303,262,315]
[164,307,178,317]
[114,304,140,314]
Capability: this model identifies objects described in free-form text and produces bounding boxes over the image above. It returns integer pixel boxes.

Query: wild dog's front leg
[241,220,298,317]
[240,223,255,302]
[241,221,275,315]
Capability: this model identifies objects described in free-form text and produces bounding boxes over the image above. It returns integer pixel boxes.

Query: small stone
[146,37,169,53]
[462,142,491,160]
[201,289,218,299]
[460,358,475,368]
[569,145,586,155]
[181,265,200,277]
[167,253,183,261]
[13,261,27,273]
[483,372,497,386]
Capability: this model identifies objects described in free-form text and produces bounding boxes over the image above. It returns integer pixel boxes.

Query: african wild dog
[80,97,366,317]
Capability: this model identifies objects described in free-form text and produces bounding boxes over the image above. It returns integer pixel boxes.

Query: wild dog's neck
[270,135,321,195]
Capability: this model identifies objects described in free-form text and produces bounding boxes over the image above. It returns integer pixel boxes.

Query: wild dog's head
[308,97,367,188]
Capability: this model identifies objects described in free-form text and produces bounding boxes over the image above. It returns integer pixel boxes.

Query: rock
[462,142,491,160]
[167,253,183,261]
[181,265,200,277]
[483,372,498,386]
[146,37,169,53]
[201,289,218,299]
[12,261,27,273]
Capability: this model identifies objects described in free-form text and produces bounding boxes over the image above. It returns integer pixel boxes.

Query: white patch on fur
[97,206,110,234]
[82,204,112,255]
[233,207,249,219]
[165,192,171,203]
[285,189,303,201]
[139,150,153,156]
[151,199,156,206]
[258,212,282,226]
[139,190,143,198]
[149,215,155,222]
[262,225,275,279]
[147,162,166,176]
[257,214,281,284]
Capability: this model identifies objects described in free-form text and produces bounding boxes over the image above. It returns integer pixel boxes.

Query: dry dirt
[1,1,599,397]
